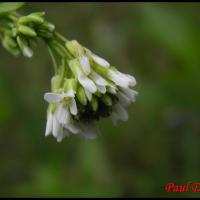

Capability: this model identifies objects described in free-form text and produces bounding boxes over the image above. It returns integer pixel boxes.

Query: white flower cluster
[44,40,138,142]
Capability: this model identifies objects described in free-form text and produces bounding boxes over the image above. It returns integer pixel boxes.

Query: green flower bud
[51,75,62,92]
[66,40,84,56]
[91,96,98,111]
[102,94,112,106]
[77,85,87,106]
[29,12,45,17]
[4,35,17,48]
[51,40,69,57]
[18,14,44,24]
[12,27,18,37]
[68,58,83,78]
[16,36,33,58]
[18,24,37,37]
[40,21,55,32]
[37,28,53,39]
[63,78,77,92]
[92,62,109,78]
[2,39,19,56]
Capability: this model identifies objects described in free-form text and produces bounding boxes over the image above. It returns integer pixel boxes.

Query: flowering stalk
[0,2,138,142]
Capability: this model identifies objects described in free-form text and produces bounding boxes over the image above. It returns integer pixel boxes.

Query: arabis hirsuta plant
[0,2,138,142]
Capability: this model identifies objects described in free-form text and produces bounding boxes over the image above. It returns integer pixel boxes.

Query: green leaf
[0,2,25,15]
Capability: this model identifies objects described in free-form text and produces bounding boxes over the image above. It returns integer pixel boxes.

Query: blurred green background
[1,2,200,197]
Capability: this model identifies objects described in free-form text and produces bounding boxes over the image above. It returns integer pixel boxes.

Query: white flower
[44,91,80,142]
[69,59,97,94]
[44,91,77,116]
[45,109,68,142]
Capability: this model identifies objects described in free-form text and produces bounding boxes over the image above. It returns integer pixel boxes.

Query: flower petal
[111,112,118,125]
[78,74,97,93]
[45,111,53,136]
[69,98,77,115]
[55,104,70,124]
[64,123,80,134]
[121,88,138,102]
[113,103,128,122]
[79,56,91,75]
[109,70,129,89]
[61,91,75,98]
[52,116,62,138]
[23,46,33,58]
[78,123,99,139]
[90,71,107,86]
[85,89,92,101]
[44,93,62,103]
[91,53,110,68]
[96,84,106,94]
[117,91,131,107]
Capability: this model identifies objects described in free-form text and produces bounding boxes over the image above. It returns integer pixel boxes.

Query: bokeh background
[0,2,200,197]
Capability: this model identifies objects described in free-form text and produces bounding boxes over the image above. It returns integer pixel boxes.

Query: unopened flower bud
[18,24,37,37]
[91,96,98,111]
[102,94,112,106]
[51,75,62,92]
[16,36,33,58]
[66,40,84,56]
[77,85,87,106]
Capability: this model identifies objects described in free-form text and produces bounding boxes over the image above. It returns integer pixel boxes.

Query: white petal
[69,99,77,115]
[91,53,110,68]
[85,89,92,101]
[56,129,64,143]
[61,91,75,99]
[79,123,99,139]
[55,104,69,124]
[64,123,80,134]
[111,112,118,125]
[126,74,137,86]
[44,93,62,103]
[108,86,117,94]
[114,103,128,122]
[78,74,97,93]
[63,129,70,138]
[90,71,107,86]
[79,56,91,75]
[96,84,106,94]
[52,116,62,138]
[121,88,138,102]
[117,91,131,107]
[109,70,129,89]
[23,46,33,58]
[45,111,53,136]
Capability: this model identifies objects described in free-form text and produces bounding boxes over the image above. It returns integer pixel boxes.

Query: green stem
[47,44,58,74]
[55,32,68,43]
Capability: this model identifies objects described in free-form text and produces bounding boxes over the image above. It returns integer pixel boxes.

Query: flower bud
[51,75,62,92]
[4,35,17,48]
[77,85,87,106]
[18,24,37,37]
[66,40,84,56]
[91,96,98,111]
[16,36,33,58]
[102,94,112,106]
[19,14,44,24]
[63,78,77,93]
